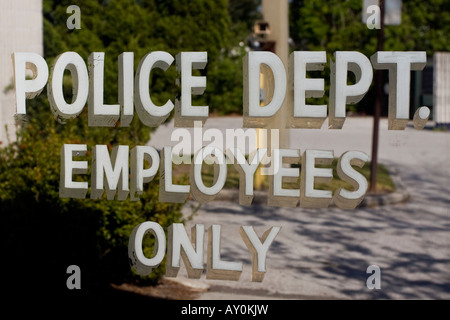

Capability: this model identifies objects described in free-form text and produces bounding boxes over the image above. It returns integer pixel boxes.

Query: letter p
[12,52,49,115]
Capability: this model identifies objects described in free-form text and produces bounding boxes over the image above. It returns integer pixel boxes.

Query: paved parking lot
[150,116,450,299]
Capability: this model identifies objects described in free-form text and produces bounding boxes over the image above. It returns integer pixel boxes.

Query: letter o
[128,221,166,276]
[48,52,89,122]
[193,146,227,196]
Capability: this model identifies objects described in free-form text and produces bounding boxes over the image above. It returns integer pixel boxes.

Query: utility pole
[254,0,290,190]
[369,0,385,193]
[261,0,290,150]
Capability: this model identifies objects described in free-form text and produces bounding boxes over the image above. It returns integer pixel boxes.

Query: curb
[360,168,410,207]
[213,168,410,208]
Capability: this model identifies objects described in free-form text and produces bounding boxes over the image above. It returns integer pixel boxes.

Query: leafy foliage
[0,0,250,297]
[289,0,450,114]
[43,0,246,115]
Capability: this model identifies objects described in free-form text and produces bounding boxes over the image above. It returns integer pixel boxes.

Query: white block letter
[191,146,227,203]
[206,225,242,281]
[230,147,267,206]
[333,150,369,209]
[135,51,174,127]
[239,226,281,282]
[130,146,160,200]
[60,144,88,199]
[371,51,426,130]
[91,145,129,200]
[88,52,120,126]
[175,52,208,127]
[48,52,89,123]
[268,149,300,207]
[119,52,134,126]
[159,146,190,203]
[166,223,204,279]
[128,221,166,276]
[329,51,373,129]
[288,51,327,128]
[12,52,49,115]
[301,149,334,208]
[243,51,287,128]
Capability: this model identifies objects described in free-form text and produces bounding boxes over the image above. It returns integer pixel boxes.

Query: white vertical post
[434,52,450,125]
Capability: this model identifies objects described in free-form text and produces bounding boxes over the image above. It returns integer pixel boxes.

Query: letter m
[91,145,129,200]
[225,128,257,162]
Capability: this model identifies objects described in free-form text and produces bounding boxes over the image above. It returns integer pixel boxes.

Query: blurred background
[0,0,449,303]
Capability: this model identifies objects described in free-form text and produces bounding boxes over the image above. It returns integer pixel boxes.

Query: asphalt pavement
[149,116,450,300]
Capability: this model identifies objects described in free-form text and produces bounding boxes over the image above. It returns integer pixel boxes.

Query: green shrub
[0,101,182,299]
[1,0,250,298]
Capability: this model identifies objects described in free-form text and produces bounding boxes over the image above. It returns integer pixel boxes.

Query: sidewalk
[149,116,450,300]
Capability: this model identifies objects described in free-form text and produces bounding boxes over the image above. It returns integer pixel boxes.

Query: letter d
[243,51,286,128]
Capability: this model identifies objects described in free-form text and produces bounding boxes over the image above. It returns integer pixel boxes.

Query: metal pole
[369,0,385,193]
[261,0,289,149]
[254,0,289,190]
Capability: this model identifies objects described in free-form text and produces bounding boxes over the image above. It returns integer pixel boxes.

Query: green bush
[1,0,253,298]
[0,95,183,298]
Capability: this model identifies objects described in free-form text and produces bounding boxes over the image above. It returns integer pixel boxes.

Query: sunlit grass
[172,158,395,194]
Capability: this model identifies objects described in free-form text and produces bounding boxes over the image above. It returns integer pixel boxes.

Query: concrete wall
[0,0,43,144]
